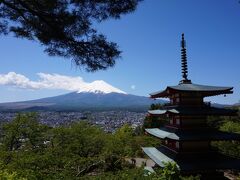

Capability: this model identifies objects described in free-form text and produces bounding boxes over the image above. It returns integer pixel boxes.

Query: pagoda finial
[180,33,191,84]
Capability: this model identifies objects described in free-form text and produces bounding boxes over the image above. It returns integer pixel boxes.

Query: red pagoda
[142,34,240,178]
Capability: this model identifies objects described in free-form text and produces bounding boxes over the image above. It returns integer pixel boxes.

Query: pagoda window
[175,141,180,149]
[174,98,177,104]
[176,97,180,103]
[165,140,168,145]
[176,118,180,125]
[170,119,173,124]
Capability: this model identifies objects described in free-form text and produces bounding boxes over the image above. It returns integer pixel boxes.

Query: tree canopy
[0,113,159,179]
[2,110,239,179]
[0,0,142,71]
[0,113,224,179]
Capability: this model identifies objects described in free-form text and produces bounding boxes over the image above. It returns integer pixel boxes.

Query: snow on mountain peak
[77,80,127,94]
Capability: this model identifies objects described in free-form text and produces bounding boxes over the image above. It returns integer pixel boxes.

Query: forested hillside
[210,106,240,159]
[0,111,239,179]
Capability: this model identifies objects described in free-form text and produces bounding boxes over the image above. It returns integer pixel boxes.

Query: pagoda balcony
[142,146,240,172]
[148,106,237,116]
[142,147,176,168]
[157,144,216,157]
[165,123,209,130]
[145,128,240,141]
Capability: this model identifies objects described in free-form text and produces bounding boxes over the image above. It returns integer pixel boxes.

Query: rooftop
[142,147,175,167]
[145,128,240,141]
[143,146,240,171]
[150,83,233,98]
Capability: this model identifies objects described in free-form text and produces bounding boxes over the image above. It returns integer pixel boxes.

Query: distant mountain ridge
[2,80,234,112]
[0,92,166,112]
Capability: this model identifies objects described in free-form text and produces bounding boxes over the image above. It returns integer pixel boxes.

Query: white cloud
[36,73,85,91]
[0,72,40,89]
[131,85,136,90]
[0,72,126,94]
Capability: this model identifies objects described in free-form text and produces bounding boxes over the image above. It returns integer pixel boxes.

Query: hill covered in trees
[0,111,239,179]
[0,113,199,179]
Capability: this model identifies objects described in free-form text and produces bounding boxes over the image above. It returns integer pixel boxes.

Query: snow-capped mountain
[76,80,126,94]
[0,92,166,111]
[0,81,166,111]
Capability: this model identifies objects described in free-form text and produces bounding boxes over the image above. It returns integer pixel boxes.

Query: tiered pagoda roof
[150,83,233,98]
[145,128,240,141]
[143,147,240,171]
[143,33,240,176]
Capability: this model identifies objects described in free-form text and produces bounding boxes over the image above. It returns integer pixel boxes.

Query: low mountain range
[0,80,165,112]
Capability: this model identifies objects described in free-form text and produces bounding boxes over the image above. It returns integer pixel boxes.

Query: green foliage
[0,113,200,179]
[143,103,168,129]
[160,162,180,180]
[0,114,159,179]
[212,140,240,158]
[80,167,149,180]
[147,162,200,180]
[207,115,225,128]
[0,115,110,179]
[181,175,201,180]
[105,124,159,158]
[0,169,26,180]
[1,113,49,151]
[108,124,135,156]
[150,103,162,110]
[79,162,200,180]
[52,121,107,157]
[210,109,240,159]
[143,115,168,129]
[220,121,240,133]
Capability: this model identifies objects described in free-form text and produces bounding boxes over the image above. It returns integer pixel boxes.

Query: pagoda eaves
[150,83,233,99]
[145,128,240,141]
[143,146,240,172]
[148,106,237,116]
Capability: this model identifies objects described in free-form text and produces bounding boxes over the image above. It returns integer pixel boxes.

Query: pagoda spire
[180,33,191,84]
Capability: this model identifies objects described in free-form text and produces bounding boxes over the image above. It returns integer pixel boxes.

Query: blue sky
[0,0,240,104]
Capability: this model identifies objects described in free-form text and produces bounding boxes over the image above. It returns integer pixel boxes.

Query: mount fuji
[0,80,165,112]
[75,80,127,94]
